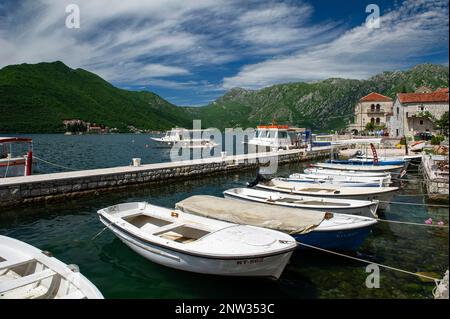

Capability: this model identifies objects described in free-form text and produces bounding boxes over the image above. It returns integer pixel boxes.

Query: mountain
[0,61,193,133]
[0,62,448,133]
[188,64,449,131]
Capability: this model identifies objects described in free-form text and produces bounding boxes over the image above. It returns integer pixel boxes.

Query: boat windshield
[279,131,288,139]
[257,130,266,138]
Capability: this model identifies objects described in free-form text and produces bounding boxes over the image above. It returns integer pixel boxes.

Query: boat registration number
[236,258,264,265]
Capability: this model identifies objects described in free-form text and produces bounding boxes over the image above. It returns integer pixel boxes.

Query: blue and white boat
[223,187,379,217]
[176,195,377,252]
[295,214,376,251]
[311,162,405,175]
[288,173,391,187]
[328,159,406,166]
[281,176,386,187]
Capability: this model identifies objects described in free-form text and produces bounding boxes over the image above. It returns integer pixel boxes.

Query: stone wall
[421,154,449,201]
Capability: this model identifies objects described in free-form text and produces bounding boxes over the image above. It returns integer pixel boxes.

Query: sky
[0,0,448,106]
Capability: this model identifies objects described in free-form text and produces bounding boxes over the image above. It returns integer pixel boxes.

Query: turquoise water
[0,134,448,298]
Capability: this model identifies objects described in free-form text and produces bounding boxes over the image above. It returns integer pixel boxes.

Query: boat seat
[115,210,144,220]
[151,222,184,236]
[0,268,56,294]
[0,256,34,271]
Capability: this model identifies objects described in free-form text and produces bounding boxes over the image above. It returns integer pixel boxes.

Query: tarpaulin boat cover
[176,195,325,234]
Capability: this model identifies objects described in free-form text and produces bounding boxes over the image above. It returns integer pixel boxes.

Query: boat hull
[255,185,396,210]
[294,225,373,251]
[103,219,293,280]
[312,163,404,175]
[223,192,378,217]
[283,178,384,187]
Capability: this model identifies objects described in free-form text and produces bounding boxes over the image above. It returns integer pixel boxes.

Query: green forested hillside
[0,61,193,133]
[187,64,449,131]
[0,62,448,133]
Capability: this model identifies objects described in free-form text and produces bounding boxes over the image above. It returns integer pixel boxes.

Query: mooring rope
[378,200,449,208]
[2,144,12,178]
[296,242,440,283]
[33,155,81,171]
[375,218,449,228]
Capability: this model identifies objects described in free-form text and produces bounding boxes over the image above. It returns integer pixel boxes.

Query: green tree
[435,112,449,137]
[365,122,376,131]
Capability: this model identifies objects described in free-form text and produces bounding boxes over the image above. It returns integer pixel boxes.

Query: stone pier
[0,147,334,209]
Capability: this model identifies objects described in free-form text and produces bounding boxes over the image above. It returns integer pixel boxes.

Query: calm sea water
[0,134,448,298]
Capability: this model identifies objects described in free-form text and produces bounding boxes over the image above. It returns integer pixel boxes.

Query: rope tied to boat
[377,200,449,208]
[2,143,12,178]
[375,218,449,228]
[33,155,81,171]
[296,241,441,283]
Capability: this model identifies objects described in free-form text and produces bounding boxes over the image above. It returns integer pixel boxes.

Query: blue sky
[0,0,448,106]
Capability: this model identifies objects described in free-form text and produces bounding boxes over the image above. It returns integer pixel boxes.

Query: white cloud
[223,0,449,89]
[0,0,447,98]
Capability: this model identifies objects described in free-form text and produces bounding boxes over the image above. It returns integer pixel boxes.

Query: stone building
[347,92,393,135]
[388,88,449,137]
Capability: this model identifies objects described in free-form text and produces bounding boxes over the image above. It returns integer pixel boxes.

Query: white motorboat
[356,153,422,165]
[311,162,404,175]
[288,173,391,187]
[151,128,218,149]
[176,196,377,251]
[279,177,382,188]
[255,178,398,210]
[98,202,297,280]
[246,124,307,150]
[0,235,103,299]
[303,167,391,178]
[223,188,379,217]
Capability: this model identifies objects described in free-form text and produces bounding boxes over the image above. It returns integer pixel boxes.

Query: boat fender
[171,211,179,218]
[324,212,334,220]
[42,250,53,257]
[68,264,80,273]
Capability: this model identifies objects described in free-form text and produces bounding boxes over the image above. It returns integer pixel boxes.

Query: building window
[370,104,375,112]
[406,112,408,117]
[371,118,375,124]
[420,106,424,111]
[376,104,381,111]
[420,120,424,125]
[376,118,380,124]
[396,129,399,136]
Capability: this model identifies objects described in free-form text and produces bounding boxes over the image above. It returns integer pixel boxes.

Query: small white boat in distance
[224,188,379,217]
[304,167,391,178]
[98,202,297,280]
[288,173,391,187]
[256,178,398,210]
[409,141,426,152]
[151,128,218,149]
[311,162,404,175]
[0,235,103,299]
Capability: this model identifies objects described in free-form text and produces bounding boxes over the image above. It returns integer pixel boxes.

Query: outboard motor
[246,167,273,188]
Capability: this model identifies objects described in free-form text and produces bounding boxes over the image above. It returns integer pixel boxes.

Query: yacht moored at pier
[246,125,307,150]
[0,137,33,178]
[151,128,218,149]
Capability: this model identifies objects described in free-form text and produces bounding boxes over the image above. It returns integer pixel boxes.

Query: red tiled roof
[359,92,393,102]
[397,90,449,104]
